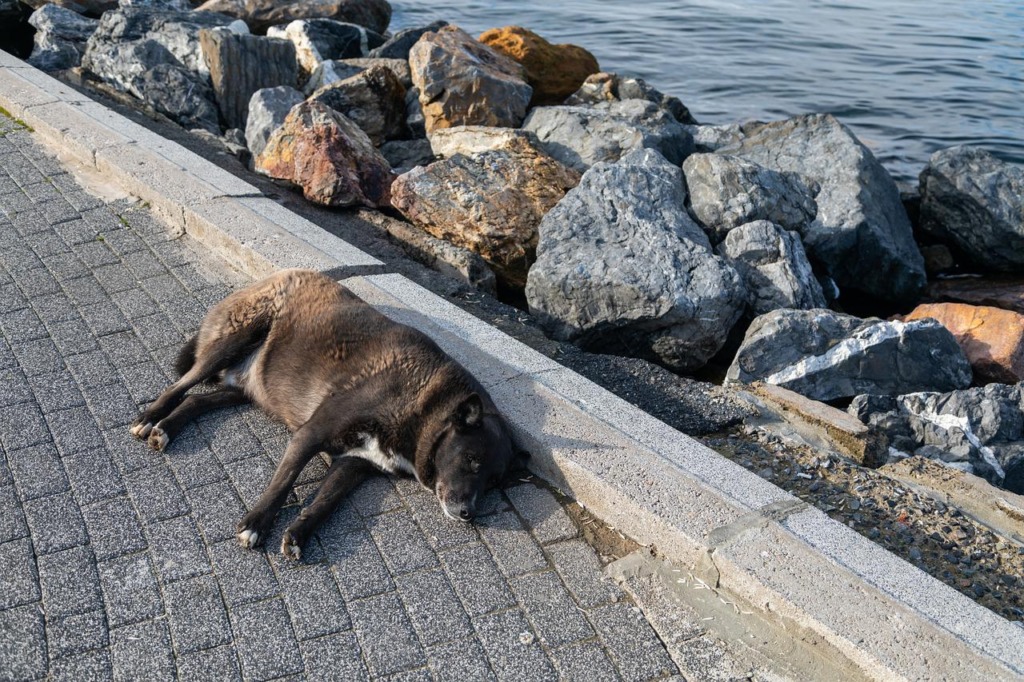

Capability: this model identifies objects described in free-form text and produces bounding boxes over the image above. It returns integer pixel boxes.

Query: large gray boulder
[726,309,972,401]
[850,385,1024,492]
[522,100,694,173]
[526,148,745,372]
[303,56,410,95]
[133,62,222,133]
[566,71,696,124]
[719,114,926,304]
[27,5,98,72]
[718,221,826,315]
[245,86,304,158]
[368,20,446,59]
[918,146,1024,272]
[682,153,817,241]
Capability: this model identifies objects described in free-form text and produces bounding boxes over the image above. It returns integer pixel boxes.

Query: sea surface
[390,0,1024,183]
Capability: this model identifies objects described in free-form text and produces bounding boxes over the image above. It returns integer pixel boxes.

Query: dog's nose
[459,508,471,520]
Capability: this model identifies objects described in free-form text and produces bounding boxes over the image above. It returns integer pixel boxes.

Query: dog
[130,269,522,559]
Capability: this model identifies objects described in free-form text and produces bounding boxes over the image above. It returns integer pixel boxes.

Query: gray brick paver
[0,114,684,682]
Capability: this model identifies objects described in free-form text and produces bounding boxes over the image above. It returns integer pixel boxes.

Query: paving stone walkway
[0,115,685,681]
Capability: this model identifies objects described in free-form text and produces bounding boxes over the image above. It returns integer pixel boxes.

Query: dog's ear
[453,394,483,430]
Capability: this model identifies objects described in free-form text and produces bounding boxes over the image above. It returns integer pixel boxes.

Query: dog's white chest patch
[347,434,415,477]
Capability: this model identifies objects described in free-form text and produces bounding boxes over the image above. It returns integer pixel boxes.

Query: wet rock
[682,153,817,241]
[379,139,433,174]
[200,27,297,130]
[567,71,696,125]
[851,384,1024,492]
[368,20,446,59]
[266,18,383,76]
[428,126,537,159]
[919,146,1024,272]
[718,220,826,315]
[27,5,98,72]
[478,26,599,106]
[905,303,1024,384]
[256,100,394,208]
[391,136,579,288]
[719,114,926,305]
[409,25,532,134]
[726,308,972,401]
[926,278,1024,315]
[525,148,745,372]
[309,64,406,145]
[245,85,304,159]
[204,0,393,35]
[133,61,221,133]
[522,100,694,173]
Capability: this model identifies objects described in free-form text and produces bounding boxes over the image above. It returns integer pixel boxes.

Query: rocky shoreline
[7,0,1024,619]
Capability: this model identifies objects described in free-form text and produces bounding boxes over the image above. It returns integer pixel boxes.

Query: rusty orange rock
[905,302,1024,384]
[479,26,599,106]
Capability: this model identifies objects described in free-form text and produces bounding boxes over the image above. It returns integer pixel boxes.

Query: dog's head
[419,393,526,521]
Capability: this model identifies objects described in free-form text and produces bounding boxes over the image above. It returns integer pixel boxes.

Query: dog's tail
[174,335,198,377]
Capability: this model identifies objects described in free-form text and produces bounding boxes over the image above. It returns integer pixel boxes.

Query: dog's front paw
[130,418,153,440]
[236,510,274,550]
[280,530,302,561]
[147,426,169,452]
[237,527,261,548]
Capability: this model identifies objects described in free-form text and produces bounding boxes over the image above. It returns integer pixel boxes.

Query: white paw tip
[150,429,168,451]
[282,542,301,561]
[238,529,259,548]
[130,422,152,439]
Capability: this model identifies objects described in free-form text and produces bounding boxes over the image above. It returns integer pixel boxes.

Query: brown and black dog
[130,269,522,559]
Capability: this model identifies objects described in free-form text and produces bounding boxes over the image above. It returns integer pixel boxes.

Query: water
[390,0,1024,182]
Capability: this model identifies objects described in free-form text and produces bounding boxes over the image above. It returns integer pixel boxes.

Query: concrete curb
[2,52,1023,680]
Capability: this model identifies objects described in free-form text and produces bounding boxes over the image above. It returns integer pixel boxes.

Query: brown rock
[906,302,1024,384]
[391,137,579,288]
[310,64,406,145]
[926,278,1024,315]
[409,25,532,134]
[478,26,598,106]
[200,27,298,130]
[255,100,394,208]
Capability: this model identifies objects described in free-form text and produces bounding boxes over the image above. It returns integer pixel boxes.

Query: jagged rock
[919,146,1024,272]
[200,27,297,130]
[525,149,745,372]
[428,126,537,159]
[309,64,406,145]
[726,309,972,401]
[926,278,1024,315]
[256,100,394,208]
[719,114,926,304]
[567,71,696,125]
[379,139,433,174]
[682,153,817,241]
[368,20,446,59]
[478,26,598,106]
[718,221,826,315]
[27,5,98,72]
[82,8,241,91]
[205,0,393,35]
[391,137,579,288]
[266,18,383,76]
[850,385,1024,492]
[301,56,408,95]
[409,25,532,134]
[683,123,745,152]
[522,100,694,173]
[23,0,116,14]
[905,303,1024,384]
[245,85,304,158]
[134,61,222,133]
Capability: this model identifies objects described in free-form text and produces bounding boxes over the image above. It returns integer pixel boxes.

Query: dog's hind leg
[131,321,268,441]
[279,456,376,560]
[146,387,248,452]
